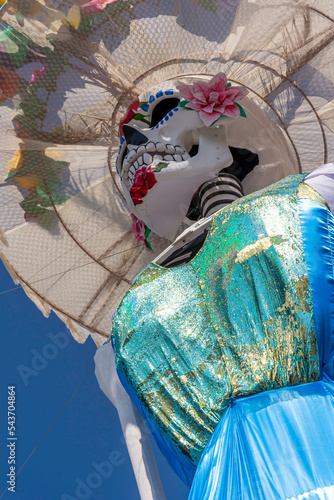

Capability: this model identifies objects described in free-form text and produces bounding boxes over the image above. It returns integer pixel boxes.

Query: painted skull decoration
[116,73,248,241]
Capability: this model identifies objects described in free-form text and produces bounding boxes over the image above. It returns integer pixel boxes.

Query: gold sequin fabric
[112,176,321,467]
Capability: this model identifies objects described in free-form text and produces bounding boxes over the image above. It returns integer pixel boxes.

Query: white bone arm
[94,343,166,500]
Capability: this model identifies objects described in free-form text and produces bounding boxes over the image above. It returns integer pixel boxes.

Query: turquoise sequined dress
[112,175,334,498]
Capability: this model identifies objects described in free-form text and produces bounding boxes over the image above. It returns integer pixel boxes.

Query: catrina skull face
[116,75,248,240]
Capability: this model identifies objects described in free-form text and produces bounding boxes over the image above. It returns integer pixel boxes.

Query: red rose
[130,166,157,205]
[119,98,140,136]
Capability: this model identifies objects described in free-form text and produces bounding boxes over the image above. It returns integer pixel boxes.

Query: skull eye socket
[188,144,199,157]
[150,97,180,127]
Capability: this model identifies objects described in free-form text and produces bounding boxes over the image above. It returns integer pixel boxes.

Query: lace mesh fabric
[0,0,334,344]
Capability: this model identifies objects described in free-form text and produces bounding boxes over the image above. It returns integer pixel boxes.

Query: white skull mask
[116,78,242,240]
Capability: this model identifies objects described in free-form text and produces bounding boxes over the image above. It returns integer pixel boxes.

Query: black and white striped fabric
[196,173,244,218]
[162,173,243,268]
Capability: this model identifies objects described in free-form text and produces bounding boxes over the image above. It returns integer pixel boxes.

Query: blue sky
[0,260,190,500]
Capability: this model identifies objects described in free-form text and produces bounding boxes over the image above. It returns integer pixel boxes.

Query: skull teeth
[127,149,137,161]
[122,142,190,185]
[165,144,175,154]
[173,154,183,162]
[143,153,152,165]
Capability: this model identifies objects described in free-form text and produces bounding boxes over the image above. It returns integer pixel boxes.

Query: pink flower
[177,73,248,127]
[30,66,47,86]
[130,213,147,246]
[119,97,140,137]
[130,214,153,252]
[130,166,157,205]
[81,0,119,15]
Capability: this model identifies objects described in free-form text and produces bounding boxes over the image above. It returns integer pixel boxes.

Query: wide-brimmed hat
[0,0,333,344]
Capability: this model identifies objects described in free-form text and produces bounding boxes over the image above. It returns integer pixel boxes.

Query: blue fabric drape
[189,198,334,499]
[117,369,197,486]
[188,382,334,500]
[298,199,334,381]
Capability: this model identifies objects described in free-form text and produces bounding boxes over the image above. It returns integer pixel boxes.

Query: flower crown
[177,73,248,127]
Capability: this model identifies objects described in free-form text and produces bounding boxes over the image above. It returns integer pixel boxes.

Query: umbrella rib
[238,60,327,164]
[108,145,126,201]
[78,274,114,321]
[0,232,166,303]
[90,284,119,326]
[0,263,109,336]
[97,230,133,262]
[0,242,150,299]
[225,5,333,82]
[91,246,141,327]
[228,76,301,170]
[97,4,145,73]
[44,188,131,284]
[39,222,134,296]
[292,1,334,23]
[77,230,135,321]
[38,219,120,296]
[93,286,127,329]
[267,55,334,101]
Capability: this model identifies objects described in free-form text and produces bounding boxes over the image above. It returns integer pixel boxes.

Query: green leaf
[20,97,47,120]
[41,48,65,91]
[152,162,168,173]
[105,0,126,14]
[235,102,247,118]
[14,114,38,134]
[51,194,70,206]
[210,114,230,127]
[139,101,149,107]
[227,82,231,87]
[16,150,41,176]
[37,183,55,198]
[194,0,218,13]
[44,156,69,174]
[145,226,151,239]
[145,241,154,252]
[4,171,17,181]
[3,26,29,67]
[133,114,151,125]
[178,100,189,108]
[20,195,48,215]
[43,47,64,66]
[144,226,154,252]
[77,14,94,36]
[36,184,69,206]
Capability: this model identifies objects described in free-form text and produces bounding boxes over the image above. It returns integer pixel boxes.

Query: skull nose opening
[122,125,148,146]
